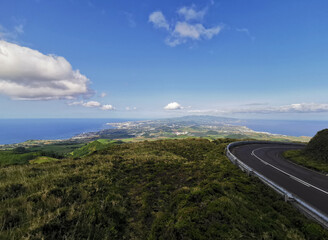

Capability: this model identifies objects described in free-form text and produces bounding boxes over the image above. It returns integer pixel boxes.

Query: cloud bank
[0,40,91,100]
[149,5,221,47]
[241,103,328,114]
[187,103,328,114]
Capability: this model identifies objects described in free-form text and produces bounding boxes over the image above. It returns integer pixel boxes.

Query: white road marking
[251,147,328,196]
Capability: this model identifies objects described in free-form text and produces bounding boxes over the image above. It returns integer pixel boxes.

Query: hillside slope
[305,129,328,162]
[284,129,328,174]
[0,139,327,239]
[70,139,119,157]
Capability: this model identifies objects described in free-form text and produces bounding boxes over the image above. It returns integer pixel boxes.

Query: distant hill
[305,129,328,162]
[71,139,120,157]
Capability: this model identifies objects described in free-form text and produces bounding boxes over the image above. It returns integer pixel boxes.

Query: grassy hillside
[0,146,64,166]
[284,129,328,174]
[0,139,327,239]
[29,156,60,164]
[28,142,85,155]
[305,129,328,162]
[0,150,40,166]
[71,139,120,157]
[283,150,328,174]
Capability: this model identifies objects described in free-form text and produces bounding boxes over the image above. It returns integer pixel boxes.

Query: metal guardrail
[226,141,328,229]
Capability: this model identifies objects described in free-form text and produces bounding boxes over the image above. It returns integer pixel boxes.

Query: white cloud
[0,24,24,41]
[165,22,221,47]
[236,28,255,41]
[100,92,107,98]
[187,109,225,114]
[178,6,207,21]
[125,106,137,111]
[82,101,101,108]
[68,100,115,111]
[101,104,114,110]
[269,103,328,113]
[149,11,169,30]
[242,102,268,106]
[229,103,328,114]
[149,5,221,47]
[0,40,91,100]
[173,21,221,40]
[68,101,83,106]
[165,38,185,47]
[187,103,328,115]
[14,24,24,34]
[164,102,183,110]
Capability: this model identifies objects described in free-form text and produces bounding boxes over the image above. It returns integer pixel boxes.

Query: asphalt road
[231,143,328,216]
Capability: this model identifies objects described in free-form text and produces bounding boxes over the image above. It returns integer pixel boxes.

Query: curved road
[231,143,328,216]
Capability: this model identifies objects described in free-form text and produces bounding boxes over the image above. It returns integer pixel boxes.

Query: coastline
[0,118,315,149]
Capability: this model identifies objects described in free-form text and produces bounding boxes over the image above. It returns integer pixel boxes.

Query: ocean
[0,118,327,145]
[0,119,134,145]
[242,119,328,137]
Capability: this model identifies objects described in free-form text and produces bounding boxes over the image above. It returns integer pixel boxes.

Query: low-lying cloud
[242,103,328,114]
[149,5,221,47]
[187,103,328,114]
[0,40,91,100]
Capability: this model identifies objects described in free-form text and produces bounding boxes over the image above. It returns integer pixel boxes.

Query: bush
[12,147,29,154]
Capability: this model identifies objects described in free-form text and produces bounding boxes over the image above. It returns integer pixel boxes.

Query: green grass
[70,139,121,157]
[0,138,327,239]
[29,156,60,164]
[96,138,115,144]
[283,150,328,174]
[0,145,66,166]
[0,150,40,166]
[28,142,85,155]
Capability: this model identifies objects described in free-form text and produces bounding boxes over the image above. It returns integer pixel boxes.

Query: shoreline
[0,118,313,149]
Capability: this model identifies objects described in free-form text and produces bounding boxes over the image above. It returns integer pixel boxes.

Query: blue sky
[0,0,327,119]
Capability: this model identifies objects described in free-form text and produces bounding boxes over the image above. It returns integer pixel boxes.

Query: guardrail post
[246,170,253,176]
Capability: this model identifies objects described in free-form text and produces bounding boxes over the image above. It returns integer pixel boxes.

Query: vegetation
[0,150,40,166]
[71,139,121,157]
[283,129,328,174]
[1,138,326,239]
[305,129,328,162]
[27,142,85,155]
[283,150,328,174]
[29,156,60,164]
[0,143,71,166]
[0,139,122,166]
[12,147,29,154]
[98,129,135,139]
